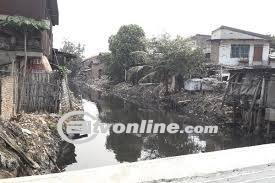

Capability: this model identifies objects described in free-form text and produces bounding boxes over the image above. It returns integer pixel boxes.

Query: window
[231,44,250,58]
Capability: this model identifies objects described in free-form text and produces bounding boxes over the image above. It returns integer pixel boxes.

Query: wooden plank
[17,72,62,113]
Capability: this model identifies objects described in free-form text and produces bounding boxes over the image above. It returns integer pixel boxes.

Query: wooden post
[221,73,238,109]
[19,31,28,111]
[248,79,262,132]
[255,77,266,135]
[11,58,16,116]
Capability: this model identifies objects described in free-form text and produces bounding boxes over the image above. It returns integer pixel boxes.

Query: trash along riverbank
[0,113,62,178]
[75,77,232,127]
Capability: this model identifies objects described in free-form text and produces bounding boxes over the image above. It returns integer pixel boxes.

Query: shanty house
[210,26,272,67]
[0,0,59,73]
[80,56,105,82]
[190,34,211,60]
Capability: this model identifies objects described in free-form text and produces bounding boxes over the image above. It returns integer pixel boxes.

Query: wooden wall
[18,72,62,113]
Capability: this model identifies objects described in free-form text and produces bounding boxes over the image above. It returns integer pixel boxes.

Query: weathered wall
[19,72,61,113]
[91,63,105,80]
[216,40,270,66]
[41,30,53,57]
[0,28,52,59]
[191,34,211,54]
[0,52,52,75]
[0,76,15,120]
[270,61,275,68]
[0,51,15,66]
[0,0,46,20]
[267,78,275,109]
[210,41,220,64]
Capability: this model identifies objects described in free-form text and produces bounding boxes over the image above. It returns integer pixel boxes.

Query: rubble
[184,79,202,91]
[0,113,63,178]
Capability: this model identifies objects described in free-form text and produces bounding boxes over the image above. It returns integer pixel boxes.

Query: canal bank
[0,113,63,179]
[75,78,231,126]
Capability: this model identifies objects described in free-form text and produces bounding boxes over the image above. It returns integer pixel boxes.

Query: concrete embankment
[2,143,275,183]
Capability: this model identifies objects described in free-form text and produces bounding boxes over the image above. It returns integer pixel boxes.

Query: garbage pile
[0,113,62,178]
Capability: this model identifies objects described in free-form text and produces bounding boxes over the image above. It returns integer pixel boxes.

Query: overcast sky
[53,0,274,58]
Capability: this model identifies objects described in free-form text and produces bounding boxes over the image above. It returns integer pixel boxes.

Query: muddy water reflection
[60,90,271,171]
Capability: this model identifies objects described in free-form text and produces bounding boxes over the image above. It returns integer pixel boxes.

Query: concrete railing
[2,143,275,183]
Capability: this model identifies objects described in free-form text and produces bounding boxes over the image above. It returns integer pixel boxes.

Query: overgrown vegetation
[60,40,85,77]
[148,34,206,93]
[107,24,147,82]
[105,24,206,93]
[58,65,69,77]
[0,16,50,30]
[60,40,85,59]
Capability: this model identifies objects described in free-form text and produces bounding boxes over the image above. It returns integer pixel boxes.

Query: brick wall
[0,76,15,120]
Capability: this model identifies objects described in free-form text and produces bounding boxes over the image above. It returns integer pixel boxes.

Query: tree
[60,40,85,77]
[148,34,205,94]
[60,40,85,59]
[97,52,112,63]
[129,51,148,65]
[107,24,146,82]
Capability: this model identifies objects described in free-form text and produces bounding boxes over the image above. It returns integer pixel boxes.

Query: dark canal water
[58,88,273,171]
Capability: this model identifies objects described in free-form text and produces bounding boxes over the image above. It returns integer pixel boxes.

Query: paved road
[151,163,275,183]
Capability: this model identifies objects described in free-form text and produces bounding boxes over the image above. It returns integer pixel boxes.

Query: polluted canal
[57,89,274,171]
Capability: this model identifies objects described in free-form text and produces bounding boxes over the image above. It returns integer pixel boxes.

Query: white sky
[53,0,275,58]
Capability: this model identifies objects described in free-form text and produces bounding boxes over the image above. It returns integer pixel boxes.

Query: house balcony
[14,40,42,52]
[0,37,43,53]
